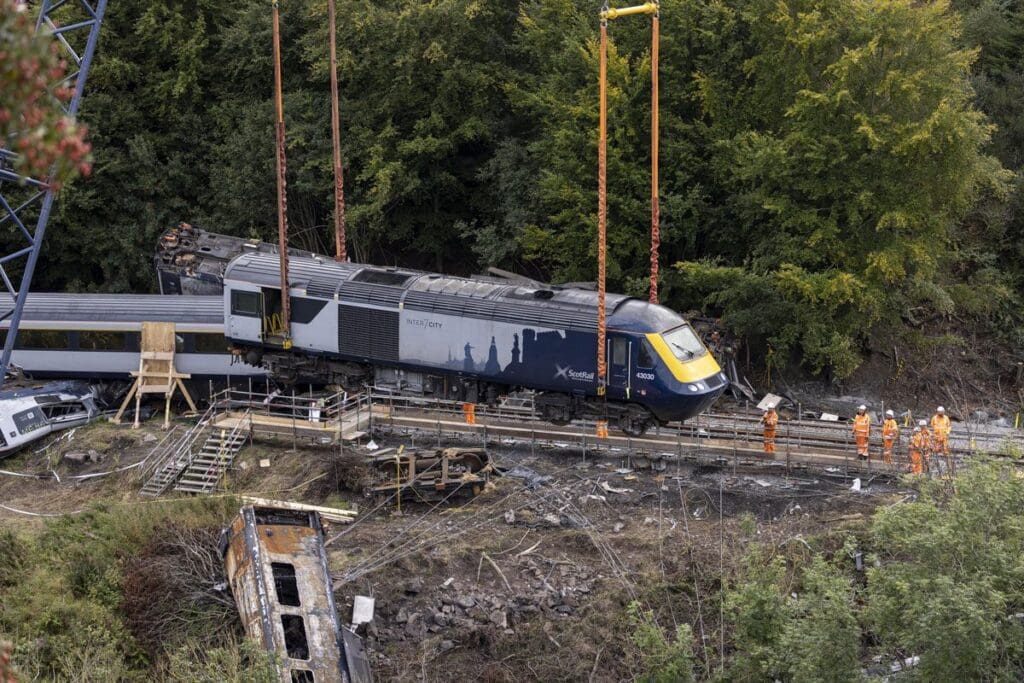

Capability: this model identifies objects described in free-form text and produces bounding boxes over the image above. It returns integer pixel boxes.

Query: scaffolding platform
[209,389,377,445]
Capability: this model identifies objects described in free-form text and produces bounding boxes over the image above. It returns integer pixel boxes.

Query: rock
[555,604,573,615]
[404,578,423,595]
[489,610,508,628]
[394,608,409,624]
[542,513,561,527]
[87,449,104,462]
[62,451,88,465]
[142,433,158,443]
[613,522,624,533]
[504,510,515,524]
[404,621,425,638]
[433,612,450,627]
[428,625,442,633]
[456,596,476,609]
[439,640,455,653]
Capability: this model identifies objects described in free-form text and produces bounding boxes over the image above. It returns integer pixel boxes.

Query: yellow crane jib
[601,3,658,20]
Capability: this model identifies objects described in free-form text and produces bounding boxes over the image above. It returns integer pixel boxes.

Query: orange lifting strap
[271,0,292,344]
[596,2,660,394]
[327,0,348,262]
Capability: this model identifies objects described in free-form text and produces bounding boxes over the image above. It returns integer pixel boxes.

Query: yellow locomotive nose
[646,325,722,384]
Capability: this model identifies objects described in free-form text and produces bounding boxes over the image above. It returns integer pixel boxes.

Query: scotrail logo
[554,364,595,383]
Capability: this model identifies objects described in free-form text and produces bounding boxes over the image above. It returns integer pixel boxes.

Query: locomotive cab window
[611,338,628,366]
[662,325,706,361]
[638,339,656,368]
[231,290,261,317]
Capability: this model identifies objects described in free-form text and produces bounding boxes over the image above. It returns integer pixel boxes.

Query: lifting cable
[327,0,348,262]
[271,0,293,346]
[596,2,660,404]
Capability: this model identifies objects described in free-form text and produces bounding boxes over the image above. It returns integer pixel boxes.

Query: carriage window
[231,290,260,317]
[281,614,310,660]
[15,329,69,350]
[78,331,127,351]
[271,562,301,607]
[291,670,315,683]
[194,333,228,354]
[638,340,655,368]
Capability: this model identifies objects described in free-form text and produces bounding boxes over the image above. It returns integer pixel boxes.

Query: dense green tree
[866,461,1024,681]
[0,0,91,184]
[667,0,1011,376]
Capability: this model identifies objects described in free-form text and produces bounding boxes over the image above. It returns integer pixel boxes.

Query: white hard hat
[937,406,945,413]
[918,419,927,427]
[858,404,866,411]
[886,410,894,417]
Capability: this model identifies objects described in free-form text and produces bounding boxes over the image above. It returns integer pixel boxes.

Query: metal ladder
[140,403,219,496]
[174,411,252,494]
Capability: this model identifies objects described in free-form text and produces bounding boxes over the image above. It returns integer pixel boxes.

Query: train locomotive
[221,248,728,435]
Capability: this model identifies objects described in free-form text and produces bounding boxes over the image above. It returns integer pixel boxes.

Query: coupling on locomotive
[218,246,728,435]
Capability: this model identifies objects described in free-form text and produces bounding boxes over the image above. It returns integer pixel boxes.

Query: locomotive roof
[225,252,686,333]
[0,293,224,326]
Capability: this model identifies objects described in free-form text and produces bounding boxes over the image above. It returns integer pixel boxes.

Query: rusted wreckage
[367,447,491,503]
[220,506,372,683]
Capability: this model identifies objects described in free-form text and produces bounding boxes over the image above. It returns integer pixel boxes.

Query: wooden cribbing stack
[113,322,197,429]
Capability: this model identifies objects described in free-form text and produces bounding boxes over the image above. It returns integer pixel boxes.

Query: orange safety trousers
[855,434,869,457]
[763,429,776,453]
[909,449,924,474]
[883,438,894,463]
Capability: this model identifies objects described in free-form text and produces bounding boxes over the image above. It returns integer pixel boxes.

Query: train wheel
[620,415,651,437]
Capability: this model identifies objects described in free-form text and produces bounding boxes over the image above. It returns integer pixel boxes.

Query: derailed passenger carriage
[224,251,728,434]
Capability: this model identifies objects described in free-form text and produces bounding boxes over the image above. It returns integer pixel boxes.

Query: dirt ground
[0,417,899,681]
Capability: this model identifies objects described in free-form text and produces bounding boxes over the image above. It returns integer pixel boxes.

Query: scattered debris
[600,481,633,495]
[501,465,553,488]
[352,596,375,627]
[850,478,862,492]
[259,458,271,468]
[367,447,491,503]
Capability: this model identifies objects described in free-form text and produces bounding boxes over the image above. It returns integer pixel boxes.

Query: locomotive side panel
[397,308,601,395]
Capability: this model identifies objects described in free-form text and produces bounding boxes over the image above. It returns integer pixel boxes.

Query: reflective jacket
[930,414,951,437]
[882,418,899,440]
[761,410,778,429]
[853,413,871,436]
[910,429,930,452]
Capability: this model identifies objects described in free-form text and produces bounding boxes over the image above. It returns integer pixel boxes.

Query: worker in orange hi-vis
[908,420,929,474]
[882,409,899,464]
[930,406,952,459]
[852,404,871,461]
[760,406,778,454]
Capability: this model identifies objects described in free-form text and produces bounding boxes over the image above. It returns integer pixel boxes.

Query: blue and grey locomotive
[223,252,727,434]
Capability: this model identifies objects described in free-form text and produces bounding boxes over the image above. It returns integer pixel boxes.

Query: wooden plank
[239,496,356,522]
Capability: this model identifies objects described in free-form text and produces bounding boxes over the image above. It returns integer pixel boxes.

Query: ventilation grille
[305,277,338,299]
[338,281,403,308]
[338,304,399,361]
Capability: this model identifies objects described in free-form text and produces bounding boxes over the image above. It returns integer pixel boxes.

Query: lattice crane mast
[0,0,108,388]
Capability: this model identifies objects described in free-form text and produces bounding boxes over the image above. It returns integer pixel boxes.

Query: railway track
[362,392,1024,477]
